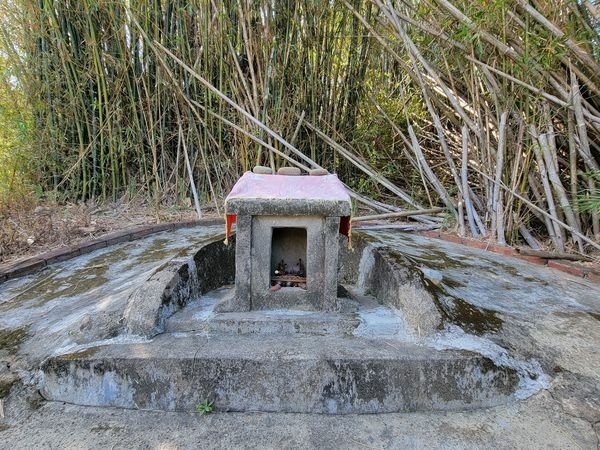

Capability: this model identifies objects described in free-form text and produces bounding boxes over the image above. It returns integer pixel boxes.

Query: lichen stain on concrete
[85,245,136,267]
[0,326,29,355]
[380,248,503,335]
[0,266,109,311]
[0,376,18,399]
[129,238,175,265]
[59,347,99,360]
[386,246,470,272]
[434,293,504,335]
[588,312,600,322]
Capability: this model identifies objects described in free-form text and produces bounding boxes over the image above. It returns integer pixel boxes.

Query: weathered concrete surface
[108,234,235,338]
[0,226,223,366]
[0,387,596,449]
[369,246,442,336]
[40,334,518,414]
[1,225,599,447]
[251,215,336,311]
[225,172,352,216]
[166,287,360,336]
[123,260,182,337]
[339,233,442,336]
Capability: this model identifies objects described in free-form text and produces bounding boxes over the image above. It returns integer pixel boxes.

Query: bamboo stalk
[531,126,565,252]
[492,112,508,245]
[518,224,541,250]
[352,208,445,222]
[538,132,583,251]
[461,126,479,237]
[408,125,455,212]
[516,248,593,262]
[178,123,201,219]
[475,166,600,252]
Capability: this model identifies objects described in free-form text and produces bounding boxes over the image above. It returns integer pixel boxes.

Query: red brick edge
[0,218,225,284]
[419,230,600,284]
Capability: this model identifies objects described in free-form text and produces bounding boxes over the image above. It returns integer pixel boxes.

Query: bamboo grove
[1,0,599,253]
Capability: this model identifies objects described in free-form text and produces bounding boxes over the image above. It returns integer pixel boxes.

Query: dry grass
[0,198,205,264]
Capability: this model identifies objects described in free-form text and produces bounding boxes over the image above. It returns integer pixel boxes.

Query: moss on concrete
[384,248,503,335]
[0,327,29,355]
[59,347,99,360]
[0,377,17,398]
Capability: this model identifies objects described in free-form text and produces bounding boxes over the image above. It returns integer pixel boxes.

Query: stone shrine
[223,170,351,311]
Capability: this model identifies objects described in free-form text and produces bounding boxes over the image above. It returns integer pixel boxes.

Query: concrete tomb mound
[38,173,524,414]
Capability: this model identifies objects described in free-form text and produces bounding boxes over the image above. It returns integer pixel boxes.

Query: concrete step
[40,334,519,414]
[166,309,360,336]
[165,286,361,336]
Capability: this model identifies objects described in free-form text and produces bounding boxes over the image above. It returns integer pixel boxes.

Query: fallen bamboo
[515,248,593,262]
[351,207,445,222]
[303,118,423,208]
[353,224,441,231]
[518,224,541,250]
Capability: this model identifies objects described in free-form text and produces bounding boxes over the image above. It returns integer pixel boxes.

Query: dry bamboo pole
[379,0,477,133]
[466,57,600,129]
[189,98,311,172]
[136,18,312,182]
[571,72,600,238]
[531,126,565,252]
[345,187,397,214]
[178,123,201,219]
[227,40,259,118]
[435,0,519,60]
[407,125,456,212]
[302,119,423,208]
[572,73,600,172]
[290,111,306,147]
[516,248,594,262]
[518,224,541,250]
[343,0,476,135]
[375,2,600,132]
[567,111,581,229]
[504,120,526,240]
[516,0,600,78]
[461,126,479,237]
[586,1,600,20]
[352,207,445,222]
[129,13,318,173]
[492,112,508,245]
[183,109,222,215]
[397,28,464,199]
[528,173,560,246]
[475,167,600,252]
[538,133,583,252]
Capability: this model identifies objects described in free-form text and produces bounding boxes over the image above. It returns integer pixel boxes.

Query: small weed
[195,399,214,415]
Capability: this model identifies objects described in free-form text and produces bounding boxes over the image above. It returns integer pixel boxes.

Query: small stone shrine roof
[225,171,351,216]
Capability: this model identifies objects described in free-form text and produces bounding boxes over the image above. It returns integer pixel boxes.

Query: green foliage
[195,399,214,415]
[577,171,600,214]
[0,54,33,207]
